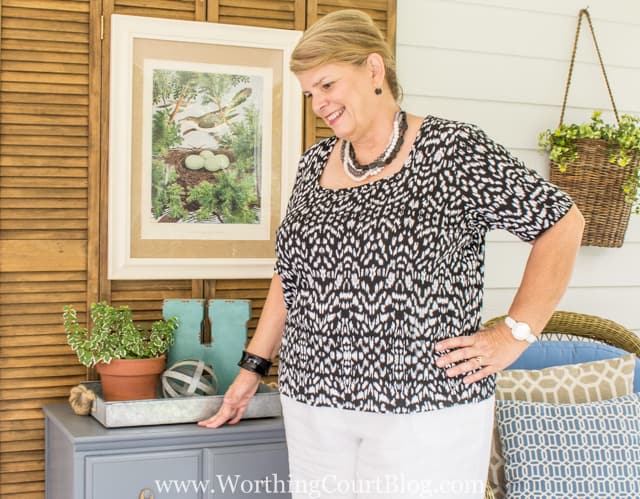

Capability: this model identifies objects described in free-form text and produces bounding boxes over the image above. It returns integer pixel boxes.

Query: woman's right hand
[197,369,261,428]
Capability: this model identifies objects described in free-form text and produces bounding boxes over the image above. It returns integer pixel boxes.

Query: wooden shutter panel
[209,0,305,30]
[0,1,93,495]
[113,0,199,20]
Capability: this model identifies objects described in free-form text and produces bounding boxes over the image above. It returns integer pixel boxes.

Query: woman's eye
[322,82,333,90]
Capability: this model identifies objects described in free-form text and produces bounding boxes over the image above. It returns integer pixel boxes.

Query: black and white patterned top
[275,115,573,414]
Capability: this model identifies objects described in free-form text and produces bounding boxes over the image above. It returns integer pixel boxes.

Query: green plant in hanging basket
[538,110,640,212]
[63,301,178,367]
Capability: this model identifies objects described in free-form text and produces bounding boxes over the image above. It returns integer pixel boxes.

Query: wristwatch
[505,316,537,343]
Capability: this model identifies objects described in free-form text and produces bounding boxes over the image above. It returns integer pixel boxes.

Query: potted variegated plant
[63,301,178,401]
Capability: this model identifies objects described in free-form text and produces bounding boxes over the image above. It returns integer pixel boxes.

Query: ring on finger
[476,356,483,366]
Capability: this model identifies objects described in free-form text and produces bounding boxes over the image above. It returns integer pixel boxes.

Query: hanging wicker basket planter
[550,138,636,247]
[542,9,639,247]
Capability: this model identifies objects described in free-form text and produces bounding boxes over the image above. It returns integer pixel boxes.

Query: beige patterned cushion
[488,354,636,499]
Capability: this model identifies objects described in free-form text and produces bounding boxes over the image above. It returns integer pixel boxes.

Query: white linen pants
[280,395,494,499]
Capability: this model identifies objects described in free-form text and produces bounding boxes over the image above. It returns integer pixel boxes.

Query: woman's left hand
[434,323,530,384]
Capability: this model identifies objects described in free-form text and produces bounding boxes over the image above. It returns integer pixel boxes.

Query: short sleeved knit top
[275,116,573,414]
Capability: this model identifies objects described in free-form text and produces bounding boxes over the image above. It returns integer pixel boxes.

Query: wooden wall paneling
[192,279,206,300]
[207,0,220,22]
[86,0,103,335]
[0,0,92,495]
[385,0,396,49]
[112,0,198,20]
[195,0,206,21]
[98,0,114,306]
[294,0,306,30]
[306,0,396,47]
[213,0,305,30]
[109,279,194,324]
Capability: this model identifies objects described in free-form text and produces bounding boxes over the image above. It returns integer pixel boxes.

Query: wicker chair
[482,310,639,499]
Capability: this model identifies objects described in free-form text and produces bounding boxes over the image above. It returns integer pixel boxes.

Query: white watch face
[512,322,532,341]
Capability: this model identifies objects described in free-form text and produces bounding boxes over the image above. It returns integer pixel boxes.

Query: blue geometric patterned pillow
[497,393,640,498]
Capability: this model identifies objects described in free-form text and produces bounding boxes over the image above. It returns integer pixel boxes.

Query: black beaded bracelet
[238,350,272,377]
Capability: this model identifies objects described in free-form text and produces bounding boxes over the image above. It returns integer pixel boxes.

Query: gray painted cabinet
[44,404,290,499]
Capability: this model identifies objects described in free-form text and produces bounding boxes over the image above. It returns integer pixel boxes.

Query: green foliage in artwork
[152,109,182,156]
[151,158,167,218]
[166,182,188,220]
[234,105,260,173]
[152,70,199,108]
[198,73,251,111]
[151,69,263,222]
[152,69,174,105]
[187,171,257,223]
[152,163,186,220]
[217,104,261,183]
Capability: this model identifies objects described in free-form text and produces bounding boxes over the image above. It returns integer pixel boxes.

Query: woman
[199,9,584,498]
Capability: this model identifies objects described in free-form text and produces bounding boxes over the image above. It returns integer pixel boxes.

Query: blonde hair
[290,9,402,101]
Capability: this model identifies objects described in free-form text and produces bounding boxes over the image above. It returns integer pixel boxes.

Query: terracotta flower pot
[96,355,166,401]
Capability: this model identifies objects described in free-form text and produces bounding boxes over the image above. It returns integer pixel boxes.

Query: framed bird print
[108,14,302,279]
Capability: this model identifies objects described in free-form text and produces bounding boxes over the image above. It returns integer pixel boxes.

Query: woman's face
[296,61,378,142]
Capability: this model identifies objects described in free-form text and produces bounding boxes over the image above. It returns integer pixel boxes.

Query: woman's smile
[325,108,344,126]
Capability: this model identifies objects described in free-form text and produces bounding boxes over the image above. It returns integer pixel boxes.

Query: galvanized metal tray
[83,381,282,428]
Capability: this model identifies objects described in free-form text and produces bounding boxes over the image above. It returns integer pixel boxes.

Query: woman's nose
[311,94,327,116]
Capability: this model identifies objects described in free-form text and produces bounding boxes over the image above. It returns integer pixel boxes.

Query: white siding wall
[396,0,640,333]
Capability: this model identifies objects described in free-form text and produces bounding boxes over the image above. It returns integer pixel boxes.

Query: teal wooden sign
[162,299,250,393]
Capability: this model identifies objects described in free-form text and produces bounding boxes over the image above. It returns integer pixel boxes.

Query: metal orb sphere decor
[161,360,218,398]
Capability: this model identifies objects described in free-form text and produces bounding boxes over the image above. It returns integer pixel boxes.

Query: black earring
[374,87,382,95]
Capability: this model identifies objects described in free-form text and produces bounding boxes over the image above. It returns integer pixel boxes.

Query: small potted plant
[538,110,640,247]
[63,301,178,401]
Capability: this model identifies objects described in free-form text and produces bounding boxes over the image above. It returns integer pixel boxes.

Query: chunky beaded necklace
[341,110,408,182]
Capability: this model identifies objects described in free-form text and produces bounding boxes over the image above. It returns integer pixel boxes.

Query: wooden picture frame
[108,14,302,279]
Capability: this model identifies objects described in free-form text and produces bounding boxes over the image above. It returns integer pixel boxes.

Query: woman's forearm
[245,273,288,360]
[506,204,585,334]
[433,204,584,383]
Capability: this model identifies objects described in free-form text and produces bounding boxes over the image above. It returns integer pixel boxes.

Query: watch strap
[238,350,272,377]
